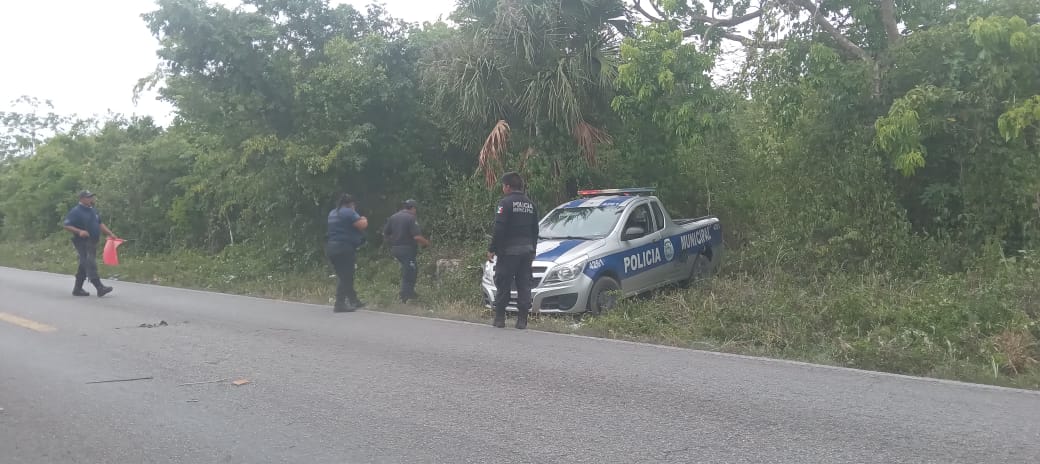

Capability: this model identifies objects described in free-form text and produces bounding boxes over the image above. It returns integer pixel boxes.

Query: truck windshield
[539,207,622,240]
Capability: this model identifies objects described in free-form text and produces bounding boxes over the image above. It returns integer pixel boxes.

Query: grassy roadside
[2,235,1038,390]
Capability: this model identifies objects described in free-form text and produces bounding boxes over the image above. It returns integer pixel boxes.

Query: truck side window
[650,201,665,230]
[625,204,655,234]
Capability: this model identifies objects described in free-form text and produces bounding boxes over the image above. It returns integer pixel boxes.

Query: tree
[422,0,630,199]
[608,22,741,217]
[137,0,455,264]
[875,10,1040,248]
[0,96,71,160]
[629,0,948,94]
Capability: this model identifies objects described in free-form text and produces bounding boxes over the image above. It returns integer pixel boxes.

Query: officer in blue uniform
[62,190,119,297]
[326,193,369,312]
[487,172,539,329]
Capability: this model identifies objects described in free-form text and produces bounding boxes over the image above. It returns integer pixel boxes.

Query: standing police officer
[487,172,539,329]
[382,199,430,303]
[326,193,368,312]
[62,190,119,297]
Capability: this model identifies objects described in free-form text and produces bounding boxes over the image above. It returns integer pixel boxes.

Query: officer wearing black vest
[487,172,539,329]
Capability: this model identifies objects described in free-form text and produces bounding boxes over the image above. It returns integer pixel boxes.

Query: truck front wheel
[588,276,621,315]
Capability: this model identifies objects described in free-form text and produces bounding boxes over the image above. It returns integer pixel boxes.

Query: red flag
[103,237,125,266]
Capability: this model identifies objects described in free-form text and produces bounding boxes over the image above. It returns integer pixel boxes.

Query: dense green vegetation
[1,0,1038,387]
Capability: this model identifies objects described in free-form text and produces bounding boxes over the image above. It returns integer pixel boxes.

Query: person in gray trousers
[382,199,430,303]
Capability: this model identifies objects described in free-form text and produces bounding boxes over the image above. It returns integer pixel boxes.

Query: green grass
[2,235,1038,390]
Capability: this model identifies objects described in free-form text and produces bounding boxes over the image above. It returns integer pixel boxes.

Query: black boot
[492,308,506,328]
[91,279,113,298]
[73,277,90,297]
[516,309,529,330]
[333,301,355,313]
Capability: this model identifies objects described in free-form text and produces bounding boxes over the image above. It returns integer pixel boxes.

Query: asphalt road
[1,266,1039,464]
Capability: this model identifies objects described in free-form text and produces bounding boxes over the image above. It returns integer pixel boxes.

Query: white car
[482,188,723,314]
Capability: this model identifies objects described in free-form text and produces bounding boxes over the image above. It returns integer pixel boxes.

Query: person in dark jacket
[382,199,431,303]
[487,172,539,329]
[62,190,119,297]
[326,193,369,312]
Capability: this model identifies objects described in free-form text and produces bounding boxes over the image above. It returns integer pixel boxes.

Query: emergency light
[577,188,656,198]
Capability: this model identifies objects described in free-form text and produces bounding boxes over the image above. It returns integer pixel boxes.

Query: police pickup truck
[482,188,723,315]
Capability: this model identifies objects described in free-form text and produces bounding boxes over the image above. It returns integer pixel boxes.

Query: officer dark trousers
[74,240,99,286]
[73,239,109,293]
[493,252,535,328]
[391,245,418,300]
[488,172,539,329]
[326,242,359,309]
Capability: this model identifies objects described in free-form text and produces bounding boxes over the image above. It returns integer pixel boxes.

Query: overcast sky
[0,0,456,126]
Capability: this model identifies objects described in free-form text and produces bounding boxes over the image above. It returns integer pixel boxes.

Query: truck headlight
[542,256,588,284]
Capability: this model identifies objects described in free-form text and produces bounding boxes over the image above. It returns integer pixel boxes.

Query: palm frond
[518,146,536,172]
[552,58,583,129]
[421,38,509,147]
[573,120,612,165]
[478,119,511,188]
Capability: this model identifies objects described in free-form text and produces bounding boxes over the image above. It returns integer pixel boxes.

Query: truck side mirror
[622,226,646,241]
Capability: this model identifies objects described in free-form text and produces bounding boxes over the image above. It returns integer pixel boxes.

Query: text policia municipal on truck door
[680,227,712,251]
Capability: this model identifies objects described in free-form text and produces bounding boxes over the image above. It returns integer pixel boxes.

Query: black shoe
[516,310,529,330]
[351,300,367,309]
[492,308,506,328]
[73,288,90,297]
[90,279,113,297]
[333,302,356,313]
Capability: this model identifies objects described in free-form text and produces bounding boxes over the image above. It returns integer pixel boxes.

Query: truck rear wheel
[680,245,722,288]
[588,276,621,315]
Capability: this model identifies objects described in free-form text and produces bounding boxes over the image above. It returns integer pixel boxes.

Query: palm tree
[423,0,630,190]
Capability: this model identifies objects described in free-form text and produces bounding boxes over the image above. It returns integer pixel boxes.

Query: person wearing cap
[487,172,539,329]
[382,199,430,303]
[326,193,369,312]
[62,190,119,297]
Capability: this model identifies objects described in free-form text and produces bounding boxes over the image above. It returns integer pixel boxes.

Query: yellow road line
[0,312,57,333]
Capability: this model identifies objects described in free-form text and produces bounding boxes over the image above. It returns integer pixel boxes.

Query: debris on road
[186,399,200,403]
[177,378,230,387]
[232,379,251,386]
[139,320,168,328]
[86,376,154,384]
[115,320,170,330]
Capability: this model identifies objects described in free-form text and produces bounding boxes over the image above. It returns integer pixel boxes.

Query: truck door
[618,202,663,293]
[649,199,684,282]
